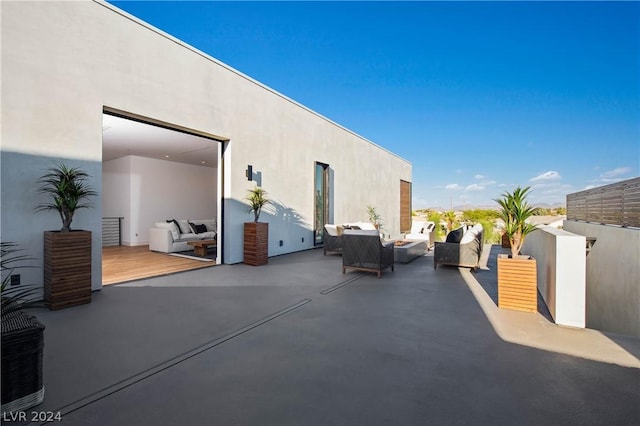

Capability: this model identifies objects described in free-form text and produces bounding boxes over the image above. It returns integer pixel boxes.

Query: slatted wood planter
[44,231,92,310]
[243,222,268,266]
[497,254,537,313]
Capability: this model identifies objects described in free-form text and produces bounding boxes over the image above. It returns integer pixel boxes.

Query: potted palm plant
[243,186,270,266]
[36,163,96,310]
[366,205,383,230]
[1,242,46,413]
[494,186,539,312]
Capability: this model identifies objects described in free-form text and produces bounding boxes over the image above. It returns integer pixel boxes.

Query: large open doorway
[101,108,226,284]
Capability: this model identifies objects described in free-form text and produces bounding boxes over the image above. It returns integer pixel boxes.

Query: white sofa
[406,220,436,248]
[344,221,378,231]
[149,219,217,253]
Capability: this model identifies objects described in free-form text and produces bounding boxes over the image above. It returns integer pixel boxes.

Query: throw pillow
[446,227,464,243]
[162,221,179,240]
[166,219,181,234]
[460,230,476,244]
[177,220,191,234]
[188,222,198,233]
[194,224,207,234]
[200,220,216,232]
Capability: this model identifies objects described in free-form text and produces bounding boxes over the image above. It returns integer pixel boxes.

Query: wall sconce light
[246,165,253,181]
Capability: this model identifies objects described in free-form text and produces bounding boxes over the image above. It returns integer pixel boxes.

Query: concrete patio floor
[16,246,640,425]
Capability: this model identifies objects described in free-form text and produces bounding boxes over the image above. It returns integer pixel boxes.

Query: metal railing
[102,217,123,246]
[566,177,640,228]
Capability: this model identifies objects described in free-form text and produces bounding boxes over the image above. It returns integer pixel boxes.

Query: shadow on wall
[0,151,103,295]
[270,199,307,229]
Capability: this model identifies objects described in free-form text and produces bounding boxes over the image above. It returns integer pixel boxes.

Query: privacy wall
[1,1,411,291]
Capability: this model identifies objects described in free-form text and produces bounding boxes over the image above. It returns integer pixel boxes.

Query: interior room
[101,112,223,284]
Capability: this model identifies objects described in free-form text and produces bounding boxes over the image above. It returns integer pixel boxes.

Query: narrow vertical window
[314,162,329,245]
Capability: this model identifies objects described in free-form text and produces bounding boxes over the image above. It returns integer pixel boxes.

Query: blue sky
[109,1,639,209]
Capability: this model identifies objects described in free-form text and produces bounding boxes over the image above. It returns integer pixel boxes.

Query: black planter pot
[1,309,45,414]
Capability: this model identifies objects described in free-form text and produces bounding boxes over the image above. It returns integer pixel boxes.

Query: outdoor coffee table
[187,239,217,257]
[393,239,428,263]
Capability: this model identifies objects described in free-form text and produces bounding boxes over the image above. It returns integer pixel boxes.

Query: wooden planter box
[243,222,268,266]
[44,230,92,310]
[497,254,537,313]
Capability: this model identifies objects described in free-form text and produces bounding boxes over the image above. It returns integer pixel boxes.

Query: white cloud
[412,197,431,209]
[530,171,561,182]
[465,184,485,192]
[525,182,575,205]
[474,174,485,180]
[445,183,462,190]
[600,167,631,179]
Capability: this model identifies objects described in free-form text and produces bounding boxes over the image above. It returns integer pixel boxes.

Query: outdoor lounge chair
[405,220,436,249]
[323,224,343,255]
[434,224,484,271]
[342,229,394,278]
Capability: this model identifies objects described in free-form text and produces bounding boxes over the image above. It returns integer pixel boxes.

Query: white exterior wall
[522,227,586,328]
[103,156,217,246]
[1,1,411,290]
[563,221,640,337]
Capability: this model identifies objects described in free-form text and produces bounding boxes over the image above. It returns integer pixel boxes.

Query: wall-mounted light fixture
[246,165,253,181]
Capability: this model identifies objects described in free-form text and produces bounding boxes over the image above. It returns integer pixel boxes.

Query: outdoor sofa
[323,222,380,256]
[405,220,436,249]
[323,224,343,255]
[434,224,484,270]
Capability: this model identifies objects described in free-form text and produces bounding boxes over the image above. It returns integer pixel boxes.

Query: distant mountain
[418,201,565,212]
[533,202,566,209]
[452,204,498,211]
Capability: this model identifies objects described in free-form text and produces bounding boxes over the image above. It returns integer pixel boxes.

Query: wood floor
[102,245,216,285]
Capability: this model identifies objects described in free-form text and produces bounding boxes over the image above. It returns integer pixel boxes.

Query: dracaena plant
[36,163,97,232]
[1,241,45,317]
[245,186,270,222]
[366,205,383,230]
[495,186,538,257]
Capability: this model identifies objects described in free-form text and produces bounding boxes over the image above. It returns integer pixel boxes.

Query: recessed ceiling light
[165,155,170,158]
[202,161,206,164]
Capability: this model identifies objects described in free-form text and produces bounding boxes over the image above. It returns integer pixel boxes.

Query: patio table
[393,239,428,263]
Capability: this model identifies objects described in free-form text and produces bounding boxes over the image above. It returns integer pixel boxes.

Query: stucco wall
[0,153,103,291]
[522,227,586,328]
[103,156,217,246]
[563,220,640,337]
[1,1,411,288]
